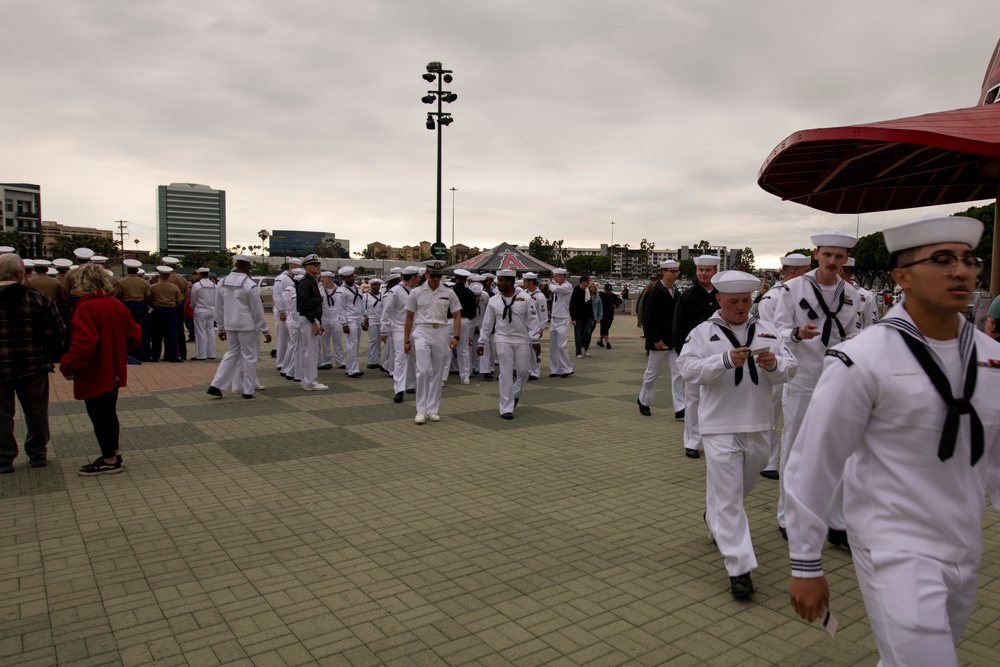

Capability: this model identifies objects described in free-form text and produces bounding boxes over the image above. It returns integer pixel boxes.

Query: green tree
[590,254,611,275]
[851,232,891,289]
[696,240,711,254]
[315,238,349,258]
[527,236,554,265]
[736,247,756,272]
[786,248,818,269]
[550,239,566,268]
[46,234,118,259]
[952,202,994,281]
[679,258,696,278]
[258,229,269,246]
[181,250,232,268]
[638,238,655,277]
[0,230,32,256]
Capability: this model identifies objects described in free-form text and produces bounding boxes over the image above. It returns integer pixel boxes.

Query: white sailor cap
[659,260,679,269]
[444,280,455,287]
[369,278,383,285]
[195,267,211,274]
[552,268,568,275]
[693,255,721,266]
[497,269,516,278]
[483,273,496,279]
[123,259,142,268]
[288,257,303,266]
[844,257,856,268]
[401,265,420,275]
[810,229,858,249]
[320,271,335,278]
[23,259,34,268]
[161,256,180,265]
[292,268,307,276]
[91,255,108,264]
[780,253,811,267]
[74,247,94,260]
[469,274,486,282]
[32,259,51,267]
[0,246,14,254]
[389,266,402,275]
[70,264,79,270]
[156,266,174,273]
[418,267,426,275]
[711,270,760,294]
[105,269,115,277]
[522,272,538,280]
[233,254,252,263]
[338,265,355,276]
[137,269,146,276]
[453,268,471,277]
[883,214,983,254]
[515,280,524,287]
[47,268,58,276]
[469,282,484,294]
[53,258,73,268]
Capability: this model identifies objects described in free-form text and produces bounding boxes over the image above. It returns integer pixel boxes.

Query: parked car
[256,276,275,309]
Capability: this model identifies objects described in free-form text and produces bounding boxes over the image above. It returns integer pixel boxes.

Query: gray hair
[75,263,117,295]
[0,254,24,281]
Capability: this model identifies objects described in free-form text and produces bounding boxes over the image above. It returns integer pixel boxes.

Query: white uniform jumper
[406,283,461,417]
[756,280,790,472]
[363,290,384,368]
[273,271,293,371]
[524,286,547,379]
[548,281,574,375]
[772,270,861,530]
[336,281,366,375]
[479,288,541,415]
[190,277,217,360]
[786,306,1000,667]
[282,283,301,381]
[319,285,345,369]
[852,281,879,329]
[679,314,797,577]
[210,272,269,396]
[381,283,416,395]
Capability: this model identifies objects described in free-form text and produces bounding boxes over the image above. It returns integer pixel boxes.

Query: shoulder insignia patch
[825,349,853,367]
[978,359,1000,368]
[709,334,720,341]
[843,297,854,306]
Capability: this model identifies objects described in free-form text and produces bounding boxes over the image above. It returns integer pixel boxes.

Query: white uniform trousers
[548,318,573,375]
[320,318,345,368]
[528,334,542,379]
[413,325,449,416]
[496,340,531,415]
[638,349,682,409]
[682,381,702,451]
[480,332,495,375]
[777,384,813,528]
[366,323,382,367]
[391,329,415,395]
[283,318,301,380]
[853,547,978,667]
[455,318,473,381]
[211,330,261,396]
[703,432,769,577]
[193,309,216,360]
[344,321,362,375]
[299,323,320,388]
[765,385,782,472]
[274,317,288,370]
[383,330,395,372]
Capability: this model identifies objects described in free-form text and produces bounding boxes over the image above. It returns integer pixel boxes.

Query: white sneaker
[428,413,440,422]
[303,383,329,391]
[256,384,266,391]
[461,378,470,385]
[415,413,427,424]
[584,350,591,357]
[576,354,584,359]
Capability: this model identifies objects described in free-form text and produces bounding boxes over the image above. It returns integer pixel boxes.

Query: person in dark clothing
[673,256,721,458]
[449,270,479,384]
[637,261,683,417]
[597,283,622,349]
[569,275,595,358]
[296,254,326,391]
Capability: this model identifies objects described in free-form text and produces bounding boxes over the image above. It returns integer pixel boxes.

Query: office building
[270,230,349,257]
[1,183,42,256]
[156,183,226,256]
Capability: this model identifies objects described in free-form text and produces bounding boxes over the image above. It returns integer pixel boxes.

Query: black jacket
[569,285,593,321]
[450,283,478,320]
[672,284,719,354]
[642,281,678,351]
[296,276,323,324]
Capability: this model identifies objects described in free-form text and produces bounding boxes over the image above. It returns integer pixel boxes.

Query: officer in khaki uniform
[26,260,62,304]
[118,259,152,362]
[161,257,191,360]
[150,266,183,362]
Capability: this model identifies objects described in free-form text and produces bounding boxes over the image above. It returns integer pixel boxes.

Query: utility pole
[115,220,130,276]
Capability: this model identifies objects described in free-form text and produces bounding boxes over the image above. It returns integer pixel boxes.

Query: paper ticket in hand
[816,606,838,637]
[749,347,770,356]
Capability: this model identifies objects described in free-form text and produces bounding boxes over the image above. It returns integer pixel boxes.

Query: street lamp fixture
[420,60,458,255]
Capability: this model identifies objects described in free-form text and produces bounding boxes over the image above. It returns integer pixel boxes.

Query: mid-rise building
[156,183,226,256]
[41,221,114,248]
[679,245,739,271]
[270,230,349,257]
[1,183,42,256]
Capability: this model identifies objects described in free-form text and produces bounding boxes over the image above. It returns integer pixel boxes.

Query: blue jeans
[574,319,593,355]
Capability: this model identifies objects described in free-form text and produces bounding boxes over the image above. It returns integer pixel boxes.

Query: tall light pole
[421,61,457,260]
[450,187,457,264]
[610,221,616,277]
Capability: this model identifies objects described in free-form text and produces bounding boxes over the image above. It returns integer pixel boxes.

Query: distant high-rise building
[1,183,42,256]
[269,230,349,257]
[156,183,226,256]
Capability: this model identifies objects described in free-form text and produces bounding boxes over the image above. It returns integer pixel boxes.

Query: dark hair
[604,283,612,290]
[579,274,589,282]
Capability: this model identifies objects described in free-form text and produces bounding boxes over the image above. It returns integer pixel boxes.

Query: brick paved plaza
[3,326,1000,666]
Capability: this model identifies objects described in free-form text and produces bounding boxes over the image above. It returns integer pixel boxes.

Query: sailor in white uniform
[787,215,1000,667]
[477,269,542,419]
[282,270,305,382]
[335,266,366,377]
[363,278,384,370]
[274,258,301,374]
[772,230,862,546]
[521,272,547,381]
[547,268,574,377]
[381,266,420,402]
[206,255,271,399]
[318,271,345,370]
[189,268,217,361]
[678,271,797,599]
[468,280,486,375]
[403,260,461,424]
[756,253,811,479]
[841,257,879,329]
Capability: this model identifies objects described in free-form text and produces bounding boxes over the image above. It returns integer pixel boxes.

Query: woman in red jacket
[60,264,142,476]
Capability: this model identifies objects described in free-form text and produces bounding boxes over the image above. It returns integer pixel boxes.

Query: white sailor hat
[301,254,321,266]
[91,255,108,264]
[288,257,303,266]
[515,280,524,287]
[659,260,679,269]
[338,265,355,276]
[156,265,174,273]
[389,266,402,275]
[0,246,14,254]
[780,253,811,267]
[195,267,211,274]
[47,268,57,276]
[810,229,858,249]
[522,272,538,280]
[444,280,455,287]
[53,258,73,268]
[320,270,335,278]
[883,214,983,254]
[693,255,721,266]
[32,259,51,267]
[137,269,146,276]
[469,282,484,294]
[369,278,383,285]
[497,269,516,278]
[232,254,252,263]
[23,259,34,268]
[123,259,142,268]
[453,268,471,277]
[401,265,420,275]
[483,273,496,279]
[418,267,426,275]
[552,268,568,275]
[74,247,94,260]
[844,257,856,268]
[469,274,486,282]
[161,256,180,265]
[70,264,79,270]
[105,269,115,277]
[292,268,307,276]
[711,270,760,293]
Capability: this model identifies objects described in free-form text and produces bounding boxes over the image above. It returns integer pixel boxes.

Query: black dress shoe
[528,375,538,381]
[206,386,223,397]
[169,359,184,363]
[637,399,651,416]
[242,394,254,399]
[393,392,404,403]
[560,372,573,378]
[685,448,700,459]
[501,412,513,420]
[760,470,779,480]
[729,573,755,599]
[779,526,788,541]
[548,373,560,378]
[337,365,346,369]
[367,364,380,369]
[605,343,612,349]
[596,340,605,347]
[29,459,47,468]
[828,528,851,552]
[406,388,416,394]
[674,409,685,419]
[514,398,519,407]
[348,372,364,378]
[482,373,493,381]
[270,350,278,358]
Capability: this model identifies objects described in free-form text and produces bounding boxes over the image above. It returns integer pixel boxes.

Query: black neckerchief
[500,293,514,322]
[716,320,758,386]
[345,284,361,304]
[323,287,335,307]
[369,292,382,307]
[803,275,846,346]
[880,314,983,465]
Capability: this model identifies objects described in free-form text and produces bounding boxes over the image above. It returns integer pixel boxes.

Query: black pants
[84,389,120,459]
[0,372,50,464]
[151,307,179,361]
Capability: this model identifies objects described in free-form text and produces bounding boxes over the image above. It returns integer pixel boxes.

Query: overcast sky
[4,1,998,266]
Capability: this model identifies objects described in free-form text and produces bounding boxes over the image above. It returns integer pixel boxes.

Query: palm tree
[258,229,269,246]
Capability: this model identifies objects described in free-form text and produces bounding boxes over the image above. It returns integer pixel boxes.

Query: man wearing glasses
[786,215,1000,667]
[637,260,683,417]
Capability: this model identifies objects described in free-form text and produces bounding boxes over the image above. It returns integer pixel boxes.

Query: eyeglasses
[899,252,983,275]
